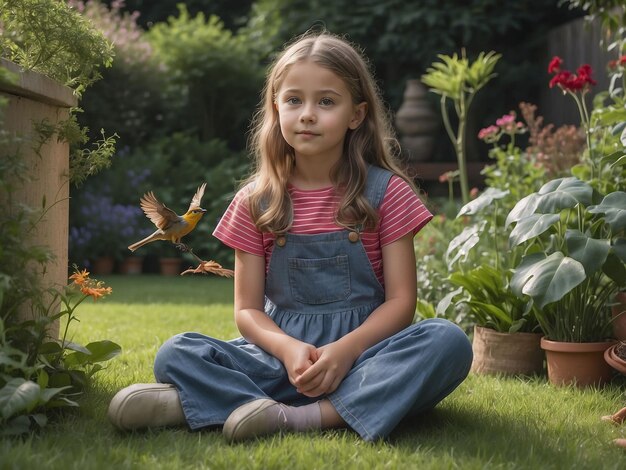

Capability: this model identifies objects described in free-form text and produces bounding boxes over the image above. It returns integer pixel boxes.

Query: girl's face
[275,60,366,164]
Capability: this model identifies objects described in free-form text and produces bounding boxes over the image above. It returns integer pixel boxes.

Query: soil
[616,341,626,361]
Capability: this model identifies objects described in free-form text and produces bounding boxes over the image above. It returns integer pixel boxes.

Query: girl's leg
[109,332,293,431]
[327,318,472,441]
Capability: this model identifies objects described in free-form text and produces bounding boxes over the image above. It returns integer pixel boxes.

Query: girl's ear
[349,102,368,130]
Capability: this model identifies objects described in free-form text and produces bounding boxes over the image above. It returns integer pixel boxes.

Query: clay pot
[119,256,143,275]
[471,325,544,376]
[91,256,115,275]
[604,342,626,375]
[541,338,615,387]
[159,257,182,276]
[395,79,439,162]
[611,291,626,341]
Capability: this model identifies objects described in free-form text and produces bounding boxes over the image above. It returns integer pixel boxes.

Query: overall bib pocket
[288,255,351,304]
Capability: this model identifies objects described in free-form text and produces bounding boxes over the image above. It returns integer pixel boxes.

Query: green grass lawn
[3,275,626,469]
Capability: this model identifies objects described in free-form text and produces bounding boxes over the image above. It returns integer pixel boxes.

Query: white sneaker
[108,383,186,431]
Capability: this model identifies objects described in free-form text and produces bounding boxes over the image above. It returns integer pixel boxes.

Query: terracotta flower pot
[541,338,615,387]
[119,256,143,275]
[604,342,626,375]
[471,325,544,376]
[91,256,115,275]
[159,257,182,276]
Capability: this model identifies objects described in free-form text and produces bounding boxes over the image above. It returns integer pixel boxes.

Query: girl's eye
[320,98,334,106]
[286,97,301,105]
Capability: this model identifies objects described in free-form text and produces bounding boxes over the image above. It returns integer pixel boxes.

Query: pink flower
[548,56,562,74]
[478,125,499,141]
[496,113,515,127]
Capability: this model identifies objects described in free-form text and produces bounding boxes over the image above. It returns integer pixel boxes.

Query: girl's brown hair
[245,31,416,234]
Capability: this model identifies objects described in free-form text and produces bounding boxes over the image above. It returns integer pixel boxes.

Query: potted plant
[435,111,547,376]
[504,56,626,387]
[506,176,625,386]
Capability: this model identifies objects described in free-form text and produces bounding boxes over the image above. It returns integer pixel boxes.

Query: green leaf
[415,299,436,319]
[1,415,31,436]
[0,378,41,419]
[613,238,626,263]
[38,341,63,355]
[588,191,626,233]
[565,229,610,276]
[511,252,586,309]
[457,188,509,217]
[535,177,593,213]
[63,341,91,355]
[506,193,540,227]
[508,214,560,247]
[445,222,485,268]
[603,252,626,286]
[436,286,464,316]
[63,340,121,367]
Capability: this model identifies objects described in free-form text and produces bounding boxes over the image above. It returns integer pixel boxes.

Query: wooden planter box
[0,58,77,337]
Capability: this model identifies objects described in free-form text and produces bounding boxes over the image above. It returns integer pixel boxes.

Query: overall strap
[363,165,393,210]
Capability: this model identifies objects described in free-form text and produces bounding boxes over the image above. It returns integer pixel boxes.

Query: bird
[128,183,207,252]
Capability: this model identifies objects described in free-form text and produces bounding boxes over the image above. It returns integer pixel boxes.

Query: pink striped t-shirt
[213,175,432,284]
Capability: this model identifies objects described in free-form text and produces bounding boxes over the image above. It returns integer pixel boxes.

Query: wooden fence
[539,15,615,127]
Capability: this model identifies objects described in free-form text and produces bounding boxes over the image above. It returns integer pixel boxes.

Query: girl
[108,32,472,442]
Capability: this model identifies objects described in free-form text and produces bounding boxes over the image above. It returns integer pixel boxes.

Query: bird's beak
[201,208,207,213]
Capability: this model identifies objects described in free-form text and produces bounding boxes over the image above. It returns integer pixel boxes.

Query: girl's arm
[294,232,417,397]
[234,249,318,384]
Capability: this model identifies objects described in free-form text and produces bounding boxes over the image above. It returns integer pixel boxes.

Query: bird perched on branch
[128,183,207,252]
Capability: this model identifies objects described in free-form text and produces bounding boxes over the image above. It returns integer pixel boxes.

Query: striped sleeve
[378,175,433,246]
[212,184,265,256]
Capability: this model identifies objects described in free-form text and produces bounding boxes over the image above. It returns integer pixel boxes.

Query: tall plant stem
[456,95,470,204]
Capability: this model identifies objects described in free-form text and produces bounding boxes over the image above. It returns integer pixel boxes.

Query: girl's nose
[299,104,316,123]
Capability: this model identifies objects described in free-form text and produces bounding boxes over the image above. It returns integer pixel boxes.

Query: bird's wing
[140,191,180,230]
[188,183,207,211]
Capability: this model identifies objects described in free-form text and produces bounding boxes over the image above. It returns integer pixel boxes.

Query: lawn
[2,275,626,469]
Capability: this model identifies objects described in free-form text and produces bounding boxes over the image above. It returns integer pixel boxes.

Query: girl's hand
[293,339,358,397]
[280,339,319,387]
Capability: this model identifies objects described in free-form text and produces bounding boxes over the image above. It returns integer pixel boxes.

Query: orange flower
[80,283,113,300]
[69,269,90,286]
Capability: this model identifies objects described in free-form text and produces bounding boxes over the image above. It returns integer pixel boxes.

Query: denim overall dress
[154,166,473,441]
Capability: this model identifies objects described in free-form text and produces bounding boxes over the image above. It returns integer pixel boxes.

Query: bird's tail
[128,234,157,252]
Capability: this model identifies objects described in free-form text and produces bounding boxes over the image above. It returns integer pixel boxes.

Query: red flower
[548,56,563,74]
[549,70,571,88]
[549,62,596,93]
[620,55,626,66]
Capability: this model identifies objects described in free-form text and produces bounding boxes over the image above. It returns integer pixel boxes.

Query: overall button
[348,231,359,243]
[275,236,286,247]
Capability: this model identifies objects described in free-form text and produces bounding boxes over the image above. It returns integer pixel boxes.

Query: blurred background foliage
[69,0,584,270]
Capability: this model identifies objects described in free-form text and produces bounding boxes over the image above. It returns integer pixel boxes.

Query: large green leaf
[63,340,121,368]
[511,252,586,309]
[535,177,593,213]
[614,238,626,263]
[508,214,560,247]
[0,378,40,420]
[445,221,485,269]
[457,188,509,217]
[565,229,610,276]
[436,286,464,316]
[603,252,626,286]
[506,193,540,227]
[588,191,626,233]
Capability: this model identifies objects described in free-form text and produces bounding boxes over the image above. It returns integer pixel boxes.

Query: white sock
[278,401,322,432]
